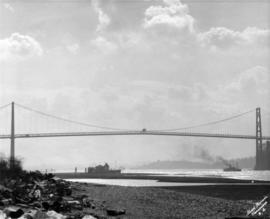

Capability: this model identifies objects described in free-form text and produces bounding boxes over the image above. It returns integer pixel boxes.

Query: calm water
[66,178,220,187]
[124,169,270,181]
[66,169,270,187]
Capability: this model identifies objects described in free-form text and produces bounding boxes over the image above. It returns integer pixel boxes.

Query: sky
[0,0,270,171]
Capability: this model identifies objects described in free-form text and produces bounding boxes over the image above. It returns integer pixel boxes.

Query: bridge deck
[0,131,270,140]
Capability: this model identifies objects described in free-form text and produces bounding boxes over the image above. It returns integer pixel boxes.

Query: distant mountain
[135,157,255,170]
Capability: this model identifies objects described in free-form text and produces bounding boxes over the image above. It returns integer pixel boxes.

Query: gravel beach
[71,182,270,218]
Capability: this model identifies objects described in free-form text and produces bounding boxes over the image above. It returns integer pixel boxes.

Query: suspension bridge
[0,102,270,170]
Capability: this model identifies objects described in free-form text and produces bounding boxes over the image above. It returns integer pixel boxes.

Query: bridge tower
[10,102,15,168]
[255,107,262,170]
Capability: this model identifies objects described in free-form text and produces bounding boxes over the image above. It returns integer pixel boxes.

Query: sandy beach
[70,181,270,218]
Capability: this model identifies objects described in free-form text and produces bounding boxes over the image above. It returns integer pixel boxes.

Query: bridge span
[1,102,270,170]
[0,130,270,140]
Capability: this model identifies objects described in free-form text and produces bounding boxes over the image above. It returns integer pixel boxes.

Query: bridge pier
[10,102,15,168]
[255,107,263,170]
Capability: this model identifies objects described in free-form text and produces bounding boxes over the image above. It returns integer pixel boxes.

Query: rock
[47,210,67,219]
[0,198,12,206]
[19,210,65,219]
[28,201,42,208]
[0,210,7,219]
[31,210,49,219]
[1,172,130,219]
[42,201,50,211]
[33,189,41,199]
[3,207,24,218]
[106,208,126,216]
[18,210,38,219]
[0,185,12,193]
[82,215,97,219]
[65,200,82,210]
[16,203,29,208]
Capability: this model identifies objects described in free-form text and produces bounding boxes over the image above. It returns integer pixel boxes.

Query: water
[66,169,270,187]
[124,169,270,181]
[66,178,220,187]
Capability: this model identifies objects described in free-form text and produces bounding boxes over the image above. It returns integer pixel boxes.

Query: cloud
[4,3,14,13]
[225,66,269,94]
[93,0,111,32]
[207,66,270,115]
[91,36,117,54]
[90,0,268,53]
[198,27,270,49]
[66,43,79,54]
[0,33,43,61]
[143,0,195,33]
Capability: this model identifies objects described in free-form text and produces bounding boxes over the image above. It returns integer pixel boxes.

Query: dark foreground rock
[0,172,126,218]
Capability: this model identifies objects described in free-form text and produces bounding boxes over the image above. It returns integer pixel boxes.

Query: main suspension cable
[153,108,256,132]
[15,103,132,131]
[0,103,11,111]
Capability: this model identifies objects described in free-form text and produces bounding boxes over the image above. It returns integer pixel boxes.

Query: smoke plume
[193,146,215,162]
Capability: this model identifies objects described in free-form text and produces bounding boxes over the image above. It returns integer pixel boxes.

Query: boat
[223,162,241,172]
[85,163,121,176]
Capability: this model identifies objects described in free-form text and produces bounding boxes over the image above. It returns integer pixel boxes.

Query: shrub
[0,155,24,182]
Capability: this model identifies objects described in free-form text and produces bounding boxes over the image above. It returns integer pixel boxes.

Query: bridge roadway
[0,130,270,140]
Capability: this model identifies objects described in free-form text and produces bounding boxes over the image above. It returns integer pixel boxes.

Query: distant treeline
[136,157,255,169]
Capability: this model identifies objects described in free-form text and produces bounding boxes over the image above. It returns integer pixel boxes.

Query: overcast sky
[0,0,270,171]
